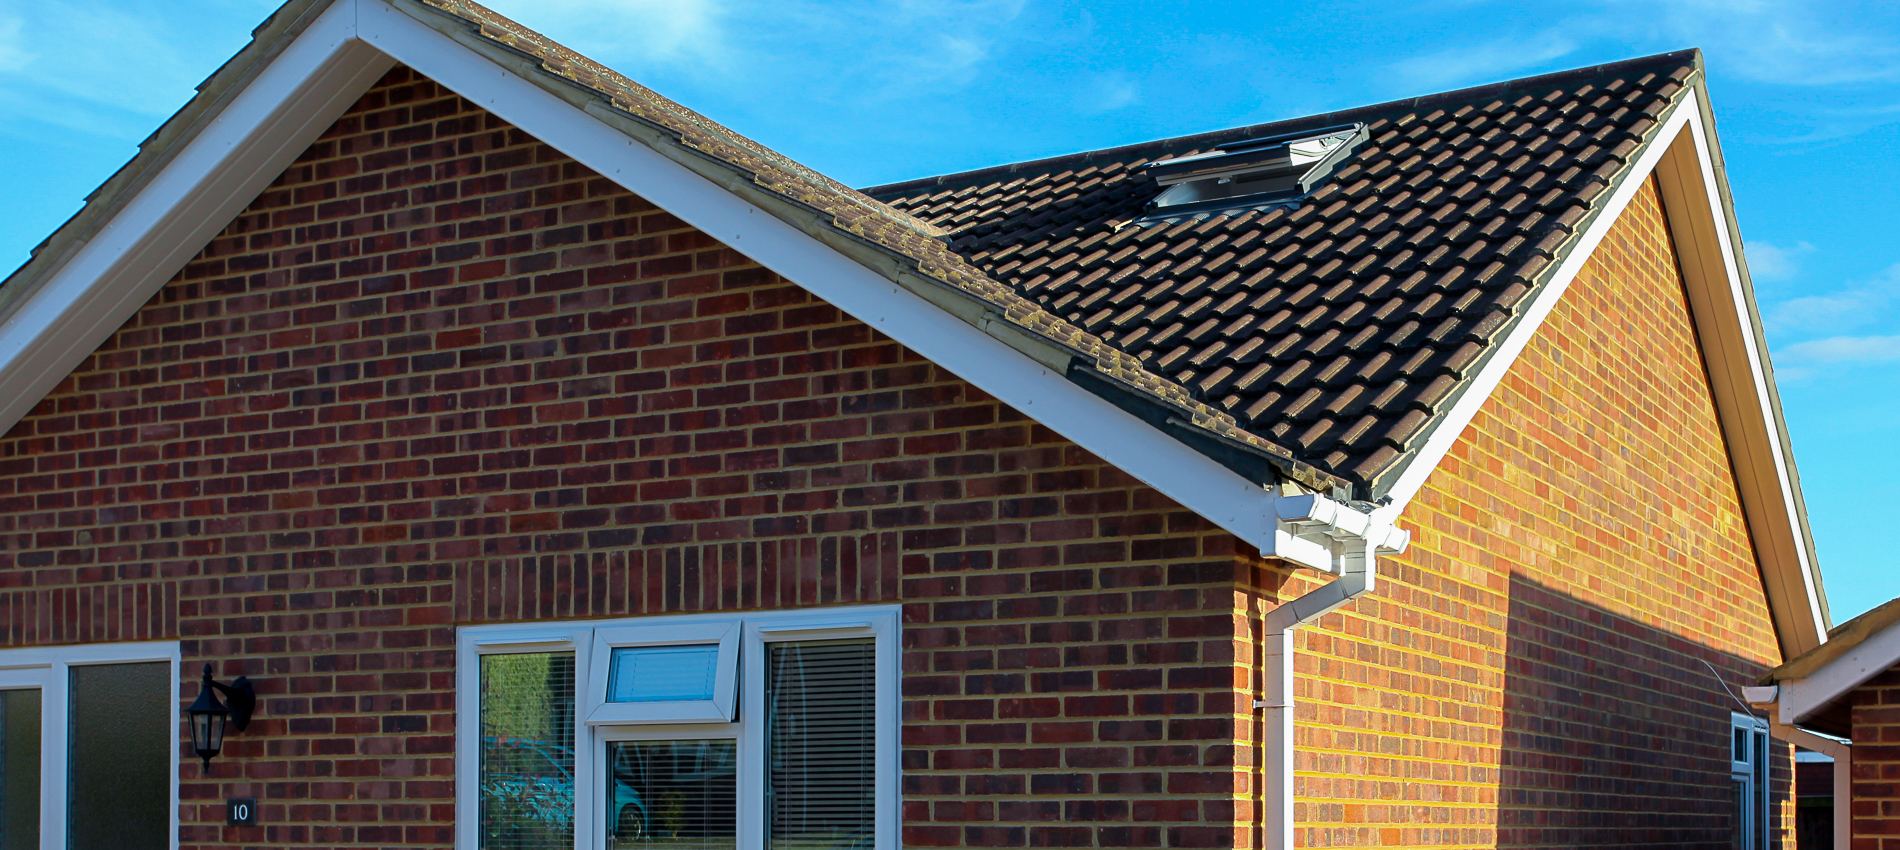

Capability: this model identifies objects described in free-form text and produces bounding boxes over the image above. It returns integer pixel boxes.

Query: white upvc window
[1731,711,1771,850]
[0,641,181,850]
[456,605,900,850]
[587,622,740,726]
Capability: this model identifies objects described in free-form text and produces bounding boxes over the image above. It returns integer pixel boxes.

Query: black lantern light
[187,663,255,768]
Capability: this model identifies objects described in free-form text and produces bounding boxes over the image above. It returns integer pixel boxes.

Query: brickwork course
[0,43,1798,850]
[1849,670,1900,847]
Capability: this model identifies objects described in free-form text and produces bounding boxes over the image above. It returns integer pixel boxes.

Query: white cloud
[1748,239,1814,282]
[0,1,262,140]
[1767,263,1900,334]
[1592,0,1900,88]
[1386,32,1578,90]
[480,0,731,72]
[823,0,1029,98]
[1779,334,1900,365]
[1766,101,1900,146]
[1382,2,1900,143]
[479,0,1028,100]
[1080,72,1139,114]
[0,15,32,73]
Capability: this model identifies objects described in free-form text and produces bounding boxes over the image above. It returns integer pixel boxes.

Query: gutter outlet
[1257,492,1407,850]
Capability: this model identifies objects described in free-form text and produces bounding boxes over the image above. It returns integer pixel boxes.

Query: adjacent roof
[1760,596,1900,735]
[1773,597,1900,682]
[870,52,1697,499]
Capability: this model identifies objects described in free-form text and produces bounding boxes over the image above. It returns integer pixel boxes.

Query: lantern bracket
[209,669,256,732]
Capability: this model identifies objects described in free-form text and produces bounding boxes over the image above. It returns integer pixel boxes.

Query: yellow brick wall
[1236,175,1790,848]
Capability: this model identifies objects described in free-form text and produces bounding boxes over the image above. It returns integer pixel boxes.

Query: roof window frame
[1142,122,1368,219]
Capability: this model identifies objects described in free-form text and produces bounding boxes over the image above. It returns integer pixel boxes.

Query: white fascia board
[1367,91,1827,653]
[0,0,390,442]
[0,0,1352,566]
[1777,620,1900,724]
[1669,105,1828,652]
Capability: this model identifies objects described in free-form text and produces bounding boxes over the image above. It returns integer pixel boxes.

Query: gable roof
[869,52,1695,499]
[0,0,1827,651]
[1758,595,1900,734]
[1775,596,1900,682]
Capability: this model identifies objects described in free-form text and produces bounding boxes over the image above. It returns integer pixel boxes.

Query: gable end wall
[0,67,1274,850]
[1238,174,1793,848]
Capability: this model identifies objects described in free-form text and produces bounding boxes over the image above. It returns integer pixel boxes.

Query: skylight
[1144,123,1368,218]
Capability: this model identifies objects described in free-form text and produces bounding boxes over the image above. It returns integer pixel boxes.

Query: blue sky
[2,0,1898,620]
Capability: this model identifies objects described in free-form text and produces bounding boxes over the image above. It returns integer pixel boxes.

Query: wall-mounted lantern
[187,663,255,768]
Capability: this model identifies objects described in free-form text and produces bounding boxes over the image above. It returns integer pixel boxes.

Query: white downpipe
[1258,493,1406,850]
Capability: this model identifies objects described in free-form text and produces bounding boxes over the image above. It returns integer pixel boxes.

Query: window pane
[606,739,736,850]
[68,662,169,850]
[608,646,720,703]
[481,652,576,850]
[0,689,40,850]
[766,641,875,850]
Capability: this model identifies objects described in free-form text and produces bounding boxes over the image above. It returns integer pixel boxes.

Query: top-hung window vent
[1143,122,1368,219]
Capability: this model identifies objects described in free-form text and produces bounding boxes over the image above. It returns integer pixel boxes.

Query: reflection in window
[481,653,577,850]
[608,646,720,703]
[606,739,736,850]
[0,689,40,850]
[767,641,874,850]
[69,662,169,850]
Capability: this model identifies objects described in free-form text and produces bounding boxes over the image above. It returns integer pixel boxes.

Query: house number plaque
[228,798,258,826]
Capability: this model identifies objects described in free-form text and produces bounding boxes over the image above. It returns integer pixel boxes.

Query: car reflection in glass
[608,739,737,849]
[481,737,646,845]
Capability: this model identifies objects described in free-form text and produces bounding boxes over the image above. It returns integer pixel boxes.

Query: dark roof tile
[871,50,1697,497]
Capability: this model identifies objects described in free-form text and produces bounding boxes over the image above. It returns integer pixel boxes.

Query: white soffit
[1775,620,1900,724]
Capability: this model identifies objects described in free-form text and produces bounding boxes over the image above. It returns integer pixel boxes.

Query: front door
[0,668,50,850]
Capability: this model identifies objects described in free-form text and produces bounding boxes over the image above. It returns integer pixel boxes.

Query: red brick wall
[1232,176,1791,848]
[0,67,1257,849]
[1852,669,1900,847]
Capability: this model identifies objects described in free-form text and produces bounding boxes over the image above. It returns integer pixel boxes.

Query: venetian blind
[765,640,875,850]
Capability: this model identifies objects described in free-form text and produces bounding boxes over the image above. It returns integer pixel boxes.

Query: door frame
[0,666,54,849]
[0,641,181,850]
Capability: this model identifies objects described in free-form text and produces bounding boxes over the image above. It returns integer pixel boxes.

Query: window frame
[0,641,181,850]
[586,621,740,726]
[455,605,900,850]
[1730,711,1771,850]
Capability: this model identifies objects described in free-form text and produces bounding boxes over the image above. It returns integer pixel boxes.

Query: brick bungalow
[0,1,1834,849]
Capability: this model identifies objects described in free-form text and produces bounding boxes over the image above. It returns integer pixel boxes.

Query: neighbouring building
[0,1,1835,848]
[1751,598,1900,849]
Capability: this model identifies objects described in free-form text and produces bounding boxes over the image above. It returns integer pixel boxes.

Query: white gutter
[1744,685,1849,849]
[1257,492,1409,850]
